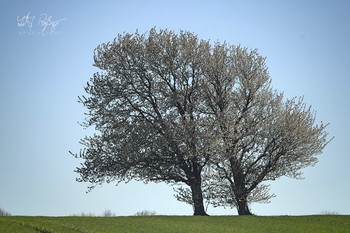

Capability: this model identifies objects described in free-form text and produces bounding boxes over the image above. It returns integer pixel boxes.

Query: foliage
[0,215,349,233]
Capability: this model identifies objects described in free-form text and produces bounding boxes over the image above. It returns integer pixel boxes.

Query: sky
[0,0,349,216]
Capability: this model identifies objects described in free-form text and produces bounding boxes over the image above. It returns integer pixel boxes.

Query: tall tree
[73,28,217,215]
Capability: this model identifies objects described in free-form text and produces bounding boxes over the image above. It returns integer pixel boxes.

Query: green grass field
[0,215,349,233]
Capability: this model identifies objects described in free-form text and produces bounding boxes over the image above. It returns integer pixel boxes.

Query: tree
[102,209,115,217]
[72,28,331,216]
[73,28,217,216]
[0,207,11,216]
[198,48,331,215]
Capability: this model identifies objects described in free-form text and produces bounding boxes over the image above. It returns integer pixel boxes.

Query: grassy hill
[0,215,349,233]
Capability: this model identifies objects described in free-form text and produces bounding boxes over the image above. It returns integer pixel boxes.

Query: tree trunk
[189,179,208,216]
[232,172,252,215]
[237,199,252,215]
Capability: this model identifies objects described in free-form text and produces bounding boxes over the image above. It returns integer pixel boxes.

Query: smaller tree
[198,46,331,214]
[0,208,11,216]
[135,210,157,216]
[102,209,115,217]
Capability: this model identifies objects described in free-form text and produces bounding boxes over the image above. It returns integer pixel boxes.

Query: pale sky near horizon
[0,0,349,216]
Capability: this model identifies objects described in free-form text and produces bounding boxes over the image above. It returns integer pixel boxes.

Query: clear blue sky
[0,0,349,216]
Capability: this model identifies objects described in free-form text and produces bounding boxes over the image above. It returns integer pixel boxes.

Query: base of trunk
[238,210,253,215]
[190,180,208,216]
[237,201,253,215]
[193,209,209,216]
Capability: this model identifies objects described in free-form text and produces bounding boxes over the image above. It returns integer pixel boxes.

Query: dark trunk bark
[189,179,208,216]
[232,171,252,215]
[237,199,252,215]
